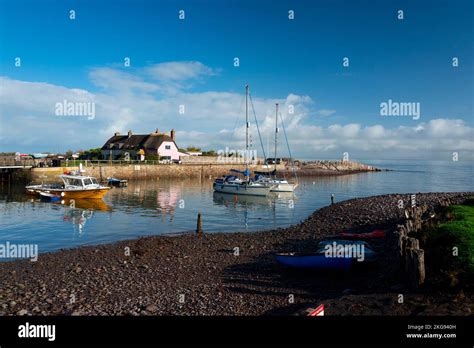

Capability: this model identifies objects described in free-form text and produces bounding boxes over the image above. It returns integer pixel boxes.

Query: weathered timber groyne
[390,196,468,289]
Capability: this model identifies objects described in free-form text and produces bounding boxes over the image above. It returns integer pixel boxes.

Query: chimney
[170,129,175,141]
[127,130,132,138]
[114,132,120,136]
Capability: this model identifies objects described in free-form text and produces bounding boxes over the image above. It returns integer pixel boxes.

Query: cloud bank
[0,61,472,160]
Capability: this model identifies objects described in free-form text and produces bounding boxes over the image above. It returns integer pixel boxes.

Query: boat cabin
[60,175,100,189]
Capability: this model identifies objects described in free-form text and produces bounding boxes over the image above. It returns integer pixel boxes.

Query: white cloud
[425,118,470,137]
[89,68,159,94]
[364,125,385,138]
[317,109,336,117]
[328,124,361,138]
[1,63,473,160]
[0,77,95,114]
[145,61,216,81]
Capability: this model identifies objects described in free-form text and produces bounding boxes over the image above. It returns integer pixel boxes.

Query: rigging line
[279,111,298,181]
[248,93,267,164]
[231,93,246,135]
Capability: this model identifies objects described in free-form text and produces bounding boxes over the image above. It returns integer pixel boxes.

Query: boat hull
[107,178,128,187]
[26,187,110,199]
[254,177,297,192]
[39,192,61,201]
[59,189,110,199]
[213,183,272,196]
[276,253,353,270]
[270,182,297,192]
[338,230,386,239]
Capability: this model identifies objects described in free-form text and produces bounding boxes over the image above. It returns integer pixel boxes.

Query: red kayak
[338,229,385,239]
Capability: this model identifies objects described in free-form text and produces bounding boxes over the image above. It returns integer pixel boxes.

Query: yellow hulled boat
[26,173,110,199]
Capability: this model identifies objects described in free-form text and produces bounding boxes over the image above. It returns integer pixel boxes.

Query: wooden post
[393,231,403,258]
[402,234,425,288]
[7,169,11,194]
[405,237,419,250]
[331,194,335,205]
[406,249,425,288]
[413,249,425,287]
[196,213,203,236]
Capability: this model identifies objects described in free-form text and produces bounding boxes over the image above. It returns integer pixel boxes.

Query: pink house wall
[157,141,181,161]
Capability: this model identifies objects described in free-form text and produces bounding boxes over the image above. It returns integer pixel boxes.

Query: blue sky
[0,0,472,160]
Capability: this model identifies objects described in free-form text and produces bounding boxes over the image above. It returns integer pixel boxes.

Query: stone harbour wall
[29,164,268,182]
[25,160,380,183]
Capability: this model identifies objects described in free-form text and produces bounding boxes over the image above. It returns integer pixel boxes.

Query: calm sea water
[0,160,472,255]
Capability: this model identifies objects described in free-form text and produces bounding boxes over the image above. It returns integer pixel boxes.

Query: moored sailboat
[213,171,274,196]
[213,85,275,196]
[255,103,298,192]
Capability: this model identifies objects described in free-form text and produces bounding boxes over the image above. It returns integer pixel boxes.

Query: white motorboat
[26,171,110,199]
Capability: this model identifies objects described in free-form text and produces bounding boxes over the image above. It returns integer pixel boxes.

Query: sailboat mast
[274,103,279,173]
[245,85,249,181]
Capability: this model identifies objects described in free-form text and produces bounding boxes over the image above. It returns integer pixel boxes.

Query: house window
[165,145,171,150]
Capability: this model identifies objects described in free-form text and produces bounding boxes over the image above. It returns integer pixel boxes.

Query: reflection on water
[212,191,297,229]
[108,179,188,222]
[62,208,94,236]
[58,199,111,235]
[60,198,112,212]
[0,160,472,254]
[212,191,296,208]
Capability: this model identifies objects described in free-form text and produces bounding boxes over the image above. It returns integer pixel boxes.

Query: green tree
[186,146,201,152]
[147,154,159,161]
[202,150,217,156]
[79,148,102,160]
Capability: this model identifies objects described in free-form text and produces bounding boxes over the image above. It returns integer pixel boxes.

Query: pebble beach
[0,192,472,316]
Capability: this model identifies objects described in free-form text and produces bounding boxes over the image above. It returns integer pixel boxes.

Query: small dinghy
[107,177,128,187]
[276,239,377,270]
[315,239,369,250]
[338,229,386,239]
[39,192,61,202]
[276,252,353,270]
[316,239,378,262]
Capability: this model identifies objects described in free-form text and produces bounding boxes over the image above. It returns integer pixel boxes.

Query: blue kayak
[276,252,353,270]
[276,239,378,270]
